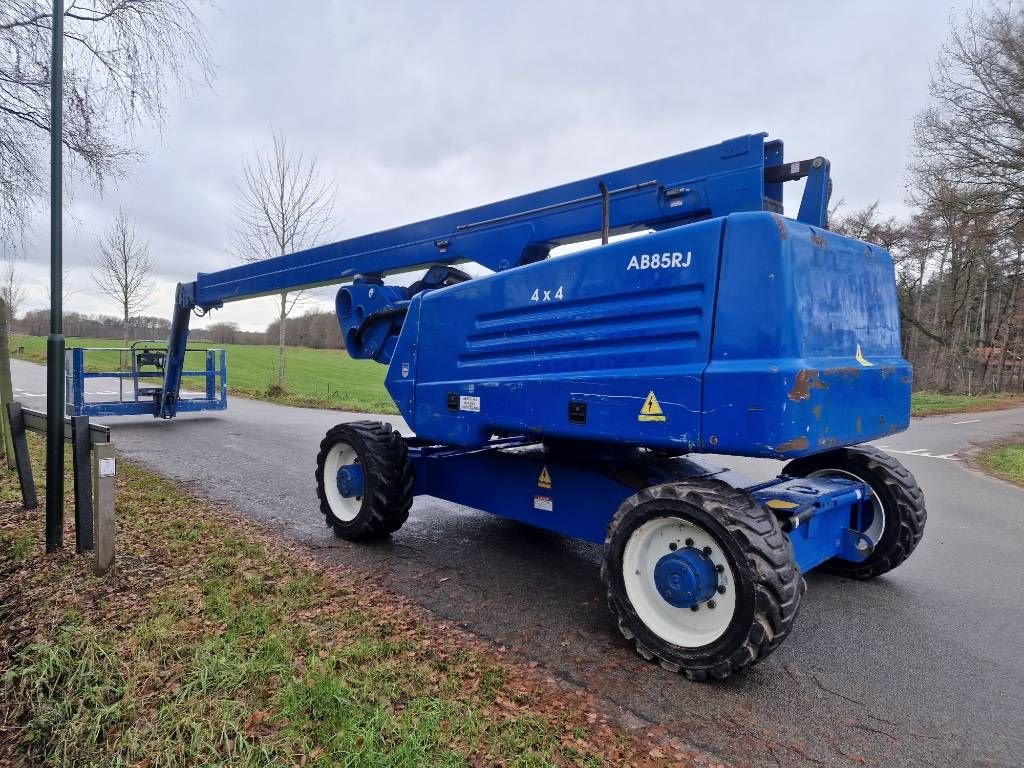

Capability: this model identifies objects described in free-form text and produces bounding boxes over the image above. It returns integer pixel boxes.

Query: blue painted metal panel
[408,441,870,572]
[158,287,194,418]
[702,213,911,458]
[411,442,636,542]
[73,397,228,418]
[388,221,723,448]
[798,160,831,228]
[747,476,873,570]
[335,283,408,361]
[384,211,909,457]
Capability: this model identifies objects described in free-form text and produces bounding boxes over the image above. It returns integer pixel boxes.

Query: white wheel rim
[807,468,886,543]
[622,517,737,648]
[323,442,362,522]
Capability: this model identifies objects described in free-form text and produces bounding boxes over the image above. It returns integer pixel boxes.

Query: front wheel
[602,480,803,681]
[782,446,926,579]
[314,421,414,541]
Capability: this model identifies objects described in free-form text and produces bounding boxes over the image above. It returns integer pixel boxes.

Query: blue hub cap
[653,548,719,609]
[336,464,365,499]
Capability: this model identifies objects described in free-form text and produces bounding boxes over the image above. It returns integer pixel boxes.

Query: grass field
[909,391,1024,417]
[11,334,397,414]
[11,334,1024,418]
[0,436,671,767]
[977,443,1024,487]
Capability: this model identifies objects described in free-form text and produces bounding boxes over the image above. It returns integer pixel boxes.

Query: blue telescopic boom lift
[78,133,927,680]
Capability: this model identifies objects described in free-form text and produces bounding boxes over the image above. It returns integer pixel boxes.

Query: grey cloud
[16,0,966,329]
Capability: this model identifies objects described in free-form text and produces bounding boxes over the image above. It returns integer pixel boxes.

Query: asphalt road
[11,359,1024,767]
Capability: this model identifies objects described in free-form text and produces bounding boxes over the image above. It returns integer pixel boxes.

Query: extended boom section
[137,133,926,680]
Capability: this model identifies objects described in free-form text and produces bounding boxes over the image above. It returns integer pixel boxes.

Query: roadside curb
[959,432,1024,492]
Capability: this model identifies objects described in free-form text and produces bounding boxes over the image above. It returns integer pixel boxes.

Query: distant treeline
[13,309,345,350]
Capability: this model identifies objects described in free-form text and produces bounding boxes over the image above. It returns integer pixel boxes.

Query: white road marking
[875,445,960,461]
[953,419,981,425]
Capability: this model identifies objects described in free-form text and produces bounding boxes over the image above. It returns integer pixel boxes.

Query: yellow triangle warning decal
[537,466,552,489]
[638,391,666,422]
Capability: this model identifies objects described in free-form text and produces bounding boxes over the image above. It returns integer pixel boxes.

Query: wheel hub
[336,464,364,498]
[653,548,718,609]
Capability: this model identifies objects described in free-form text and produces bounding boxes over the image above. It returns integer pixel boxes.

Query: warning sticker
[537,466,552,489]
[533,495,553,512]
[855,343,875,368]
[638,390,666,422]
[459,395,481,412]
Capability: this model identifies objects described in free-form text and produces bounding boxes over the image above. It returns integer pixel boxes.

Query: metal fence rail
[5,401,116,573]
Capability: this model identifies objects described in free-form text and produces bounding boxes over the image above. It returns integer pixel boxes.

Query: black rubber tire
[602,480,804,681]
[314,421,414,541]
[782,446,926,579]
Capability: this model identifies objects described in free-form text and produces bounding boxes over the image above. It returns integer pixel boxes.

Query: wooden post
[71,415,94,553]
[92,442,116,575]
[6,402,37,509]
[0,297,15,470]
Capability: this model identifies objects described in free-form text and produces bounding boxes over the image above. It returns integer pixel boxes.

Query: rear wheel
[602,480,803,681]
[315,421,414,541]
[782,446,926,579]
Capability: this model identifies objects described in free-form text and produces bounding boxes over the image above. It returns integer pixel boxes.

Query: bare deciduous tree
[206,321,240,345]
[911,4,1024,227]
[91,210,153,343]
[44,266,78,307]
[831,202,907,253]
[232,132,337,392]
[0,0,214,241]
[0,250,28,327]
[881,4,1024,394]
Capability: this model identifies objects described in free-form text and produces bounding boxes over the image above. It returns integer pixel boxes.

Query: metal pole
[45,0,65,552]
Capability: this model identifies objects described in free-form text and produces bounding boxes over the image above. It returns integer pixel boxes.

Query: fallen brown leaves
[0,449,696,767]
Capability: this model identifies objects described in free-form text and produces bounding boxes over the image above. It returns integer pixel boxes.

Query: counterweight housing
[384,211,910,458]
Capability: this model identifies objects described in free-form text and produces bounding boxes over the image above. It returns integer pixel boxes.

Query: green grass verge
[10,334,397,414]
[977,443,1024,487]
[0,438,668,767]
[910,391,1024,417]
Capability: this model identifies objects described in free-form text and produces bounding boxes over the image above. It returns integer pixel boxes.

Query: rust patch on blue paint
[772,214,789,240]
[823,367,862,380]
[788,370,828,401]
[776,436,810,452]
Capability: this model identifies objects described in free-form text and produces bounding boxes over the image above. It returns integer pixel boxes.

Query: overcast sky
[16,0,969,331]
